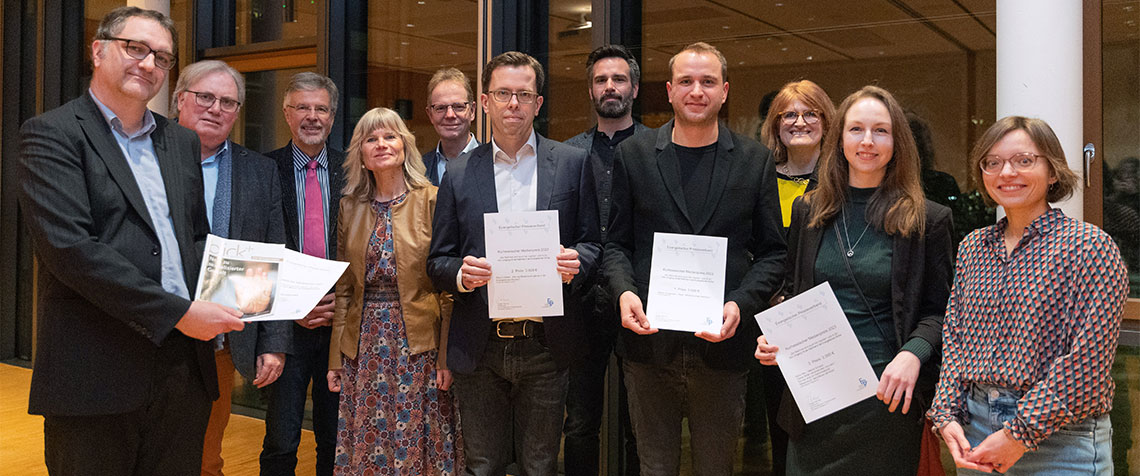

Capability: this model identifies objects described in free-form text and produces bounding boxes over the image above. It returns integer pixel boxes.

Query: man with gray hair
[261,71,344,476]
[172,59,289,476]
[17,6,245,475]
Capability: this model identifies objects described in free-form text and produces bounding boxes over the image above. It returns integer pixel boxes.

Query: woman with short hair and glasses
[327,107,463,475]
[755,85,954,476]
[927,116,1128,475]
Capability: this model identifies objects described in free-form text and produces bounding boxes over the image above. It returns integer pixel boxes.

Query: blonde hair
[668,42,728,81]
[806,85,926,237]
[342,108,431,202]
[760,80,836,165]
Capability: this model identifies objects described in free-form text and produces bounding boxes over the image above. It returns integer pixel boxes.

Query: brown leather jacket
[329,185,452,370]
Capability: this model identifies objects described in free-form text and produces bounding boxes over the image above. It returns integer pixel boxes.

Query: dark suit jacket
[776,196,954,436]
[17,93,214,415]
[266,141,346,258]
[427,133,602,374]
[223,142,291,380]
[604,120,786,371]
[423,137,480,186]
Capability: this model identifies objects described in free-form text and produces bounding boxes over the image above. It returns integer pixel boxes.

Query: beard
[593,92,633,119]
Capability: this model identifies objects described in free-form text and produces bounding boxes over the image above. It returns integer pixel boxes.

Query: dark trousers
[452,334,569,476]
[563,327,639,476]
[260,325,338,476]
[623,347,748,476]
[743,361,788,476]
[43,335,212,476]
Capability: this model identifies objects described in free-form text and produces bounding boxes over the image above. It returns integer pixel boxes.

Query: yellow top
[777,176,810,227]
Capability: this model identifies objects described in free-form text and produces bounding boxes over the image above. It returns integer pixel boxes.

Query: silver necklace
[840,206,871,257]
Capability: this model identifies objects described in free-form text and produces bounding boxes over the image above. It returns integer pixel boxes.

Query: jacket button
[151,247,160,256]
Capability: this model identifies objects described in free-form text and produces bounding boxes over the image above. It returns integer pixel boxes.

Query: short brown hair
[428,68,474,103]
[668,42,727,81]
[481,51,545,93]
[969,116,1079,206]
[761,80,836,165]
[93,6,178,58]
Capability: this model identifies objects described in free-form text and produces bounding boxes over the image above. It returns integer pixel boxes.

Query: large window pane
[1102,0,1140,299]
[235,0,319,45]
[544,0,594,141]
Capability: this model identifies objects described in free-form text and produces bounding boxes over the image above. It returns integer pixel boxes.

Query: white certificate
[754,282,879,423]
[484,211,564,318]
[646,232,727,333]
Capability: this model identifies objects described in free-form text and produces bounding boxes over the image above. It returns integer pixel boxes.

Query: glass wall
[235,0,320,45]
[543,0,595,141]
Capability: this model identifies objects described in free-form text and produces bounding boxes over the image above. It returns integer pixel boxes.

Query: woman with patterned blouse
[327,107,463,475]
[927,116,1129,475]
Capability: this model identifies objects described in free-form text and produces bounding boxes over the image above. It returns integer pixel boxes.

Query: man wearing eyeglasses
[172,59,289,476]
[423,67,480,186]
[262,72,344,476]
[428,51,601,475]
[16,7,246,475]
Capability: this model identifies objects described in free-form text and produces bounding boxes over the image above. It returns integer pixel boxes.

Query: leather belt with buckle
[494,320,542,339]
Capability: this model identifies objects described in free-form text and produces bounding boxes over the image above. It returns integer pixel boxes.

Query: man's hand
[619,291,657,335]
[556,246,580,284]
[298,293,334,329]
[437,369,453,391]
[461,256,492,290]
[876,351,921,413]
[327,369,343,392]
[252,352,285,388]
[696,301,740,343]
[939,421,995,473]
[175,301,244,341]
[755,335,779,365]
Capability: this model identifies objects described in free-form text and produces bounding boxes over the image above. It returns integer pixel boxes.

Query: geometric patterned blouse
[926,208,1129,450]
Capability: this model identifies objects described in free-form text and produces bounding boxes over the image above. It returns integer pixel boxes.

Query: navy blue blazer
[427,133,603,374]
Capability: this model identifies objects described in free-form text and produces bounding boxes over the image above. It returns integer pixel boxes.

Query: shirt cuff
[900,337,934,364]
[1003,417,1041,451]
[456,269,473,293]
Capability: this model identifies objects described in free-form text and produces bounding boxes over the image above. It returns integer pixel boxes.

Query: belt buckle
[495,320,516,339]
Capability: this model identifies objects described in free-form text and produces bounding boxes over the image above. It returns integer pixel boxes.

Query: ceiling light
[406,23,415,27]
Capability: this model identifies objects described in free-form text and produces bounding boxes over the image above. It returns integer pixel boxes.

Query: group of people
[16,6,1130,476]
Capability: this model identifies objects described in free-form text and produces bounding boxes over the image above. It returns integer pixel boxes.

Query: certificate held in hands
[484,211,564,318]
[646,232,727,334]
[754,282,878,423]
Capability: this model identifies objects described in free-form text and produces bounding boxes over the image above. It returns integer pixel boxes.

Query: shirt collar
[491,129,538,166]
[88,89,157,139]
[202,140,230,165]
[989,207,1065,247]
[435,133,480,160]
[291,140,329,170]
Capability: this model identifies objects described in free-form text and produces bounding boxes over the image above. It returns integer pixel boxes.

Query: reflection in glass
[236,0,318,45]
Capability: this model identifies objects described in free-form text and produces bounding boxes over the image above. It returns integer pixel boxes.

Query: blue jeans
[260,325,339,476]
[452,334,569,476]
[622,346,748,476]
[958,384,1113,475]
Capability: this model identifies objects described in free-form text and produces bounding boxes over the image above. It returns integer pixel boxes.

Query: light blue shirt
[201,140,231,230]
[89,90,190,300]
[435,134,480,182]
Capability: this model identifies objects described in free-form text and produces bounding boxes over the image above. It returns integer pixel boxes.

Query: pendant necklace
[840,206,871,257]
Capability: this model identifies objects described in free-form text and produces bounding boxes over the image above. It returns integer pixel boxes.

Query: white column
[128,0,172,116]
[996,0,1084,219]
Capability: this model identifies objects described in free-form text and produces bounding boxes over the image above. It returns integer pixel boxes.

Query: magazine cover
[196,236,283,317]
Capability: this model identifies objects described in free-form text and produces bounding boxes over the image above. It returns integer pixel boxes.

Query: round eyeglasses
[980,152,1044,175]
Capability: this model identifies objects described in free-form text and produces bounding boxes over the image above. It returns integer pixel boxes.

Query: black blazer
[422,148,445,186]
[776,196,954,436]
[604,120,787,371]
[428,133,602,374]
[224,142,291,380]
[267,141,346,258]
[17,93,214,415]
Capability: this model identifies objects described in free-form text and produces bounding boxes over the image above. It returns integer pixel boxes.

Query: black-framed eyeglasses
[489,89,538,104]
[285,104,332,117]
[980,152,1044,175]
[185,90,241,113]
[427,102,472,115]
[779,110,821,125]
[101,37,176,70]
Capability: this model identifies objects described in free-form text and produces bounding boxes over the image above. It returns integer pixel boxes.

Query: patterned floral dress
[334,194,463,475]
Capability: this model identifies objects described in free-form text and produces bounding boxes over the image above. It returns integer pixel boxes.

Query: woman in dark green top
[755,86,954,476]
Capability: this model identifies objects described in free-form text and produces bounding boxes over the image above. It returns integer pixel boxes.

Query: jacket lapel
[535,134,556,210]
[654,122,692,231]
[469,146,499,215]
[691,123,734,233]
[77,94,157,234]
[229,145,247,239]
[275,143,299,247]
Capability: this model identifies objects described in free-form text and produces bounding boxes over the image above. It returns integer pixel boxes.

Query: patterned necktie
[302,159,326,258]
[211,148,231,238]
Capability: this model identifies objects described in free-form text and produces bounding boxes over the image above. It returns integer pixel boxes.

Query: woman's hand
[968,428,1027,473]
[327,369,344,392]
[939,421,995,472]
[754,335,779,365]
[436,369,453,391]
[877,350,920,413]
